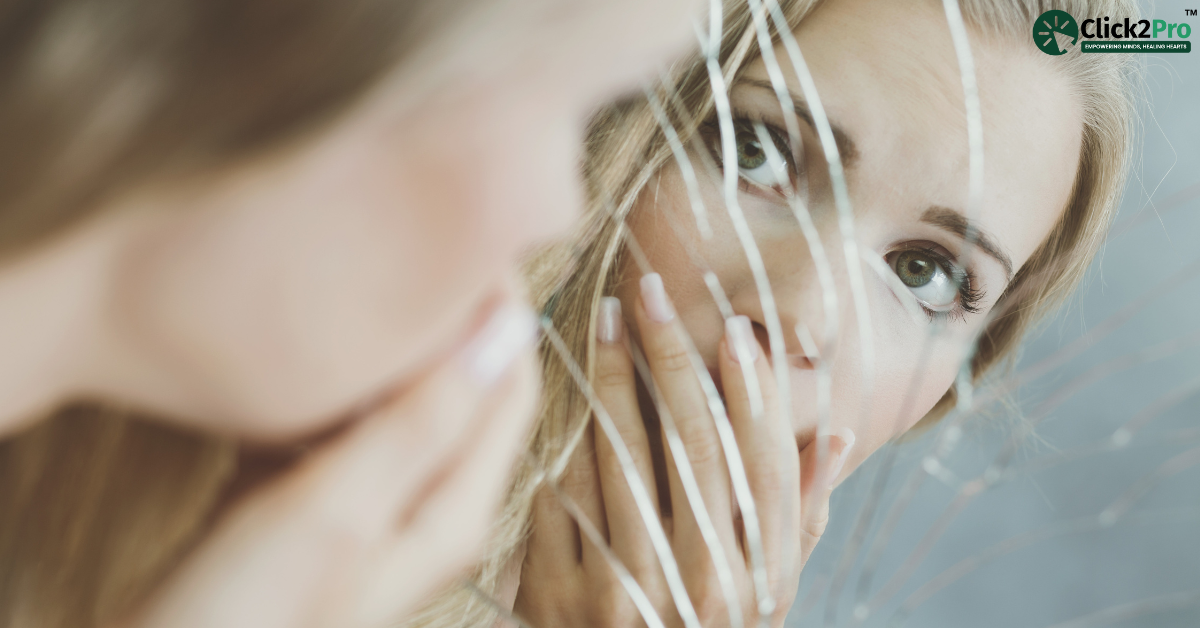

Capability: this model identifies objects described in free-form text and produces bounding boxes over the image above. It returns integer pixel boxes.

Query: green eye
[895,250,937,287]
[736,131,767,170]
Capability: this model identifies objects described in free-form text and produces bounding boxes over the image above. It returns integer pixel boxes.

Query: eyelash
[701,112,801,195]
[897,244,984,322]
[702,112,983,323]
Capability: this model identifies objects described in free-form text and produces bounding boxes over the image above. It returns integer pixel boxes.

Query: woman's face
[619,0,1083,482]
[0,0,702,438]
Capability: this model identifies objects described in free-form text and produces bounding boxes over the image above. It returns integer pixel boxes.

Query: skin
[0,0,704,626]
[515,0,1083,624]
[0,0,701,440]
[519,291,852,626]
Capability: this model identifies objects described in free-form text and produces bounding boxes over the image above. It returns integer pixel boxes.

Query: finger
[524,421,598,587]
[358,353,543,626]
[797,428,855,570]
[591,297,660,583]
[635,273,730,512]
[518,477,586,626]
[635,273,737,604]
[308,302,538,540]
[718,315,797,579]
[127,303,540,628]
[561,423,604,563]
[525,483,578,580]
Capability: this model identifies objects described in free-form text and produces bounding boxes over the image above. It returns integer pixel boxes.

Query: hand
[515,275,854,627]
[117,303,539,628]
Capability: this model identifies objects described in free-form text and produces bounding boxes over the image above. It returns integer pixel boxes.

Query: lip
[705,317,823,402]
[707,327,819,405]
[749,319,820,370]
[708,353,820,458]
[794,425,819,455]
[790,354,819,369]
[708,365,725,398]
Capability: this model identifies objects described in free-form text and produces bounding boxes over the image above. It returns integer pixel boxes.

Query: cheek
[389,93,580,267]
[826,312,968,446]
[343,90,585,352]
[623,172,746,361]
[821,338,964,481]
[474,102,580,248]
[875,342,961,431]
[116,89,585,435]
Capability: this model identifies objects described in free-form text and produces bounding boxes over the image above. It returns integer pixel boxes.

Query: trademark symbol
[1187,8,1198,16]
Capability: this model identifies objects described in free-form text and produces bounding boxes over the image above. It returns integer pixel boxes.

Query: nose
[729,260,833,370]
[737,299,822,371]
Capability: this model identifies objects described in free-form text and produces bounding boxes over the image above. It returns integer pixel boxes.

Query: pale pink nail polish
[459,302,537,386]
[828,427,856,488]
[725,315,759,363]
[640,273,675,323]
[597,297,623,343]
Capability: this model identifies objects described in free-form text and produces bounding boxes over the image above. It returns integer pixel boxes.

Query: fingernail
[460,302,537,386]
[725,315,759,363]
[828,427,856,488]
[597,297,623,343]
[640,273,675,323]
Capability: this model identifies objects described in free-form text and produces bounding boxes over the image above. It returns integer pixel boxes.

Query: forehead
[743,0,1083,270]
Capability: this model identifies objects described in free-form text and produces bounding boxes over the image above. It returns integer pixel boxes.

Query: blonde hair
[405,0,1139,625]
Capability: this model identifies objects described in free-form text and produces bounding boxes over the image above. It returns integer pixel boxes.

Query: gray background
[788,2,1200,626]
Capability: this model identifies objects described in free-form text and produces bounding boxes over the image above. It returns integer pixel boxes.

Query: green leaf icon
[1033,10,1079,56]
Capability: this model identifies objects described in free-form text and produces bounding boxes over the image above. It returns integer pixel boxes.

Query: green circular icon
[1033,10,1079,55]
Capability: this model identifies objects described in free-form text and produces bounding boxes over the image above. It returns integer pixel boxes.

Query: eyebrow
[736,80,1009,278]
[739,79,860,166]
[921,206,1014,279]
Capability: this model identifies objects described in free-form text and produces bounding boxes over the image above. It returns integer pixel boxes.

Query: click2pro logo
[1034,9,1193,54]
[1033,10,1079,55]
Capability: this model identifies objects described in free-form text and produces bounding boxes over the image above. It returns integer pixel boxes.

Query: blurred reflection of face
[0,0,702,438]
[619,0,1082,483]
